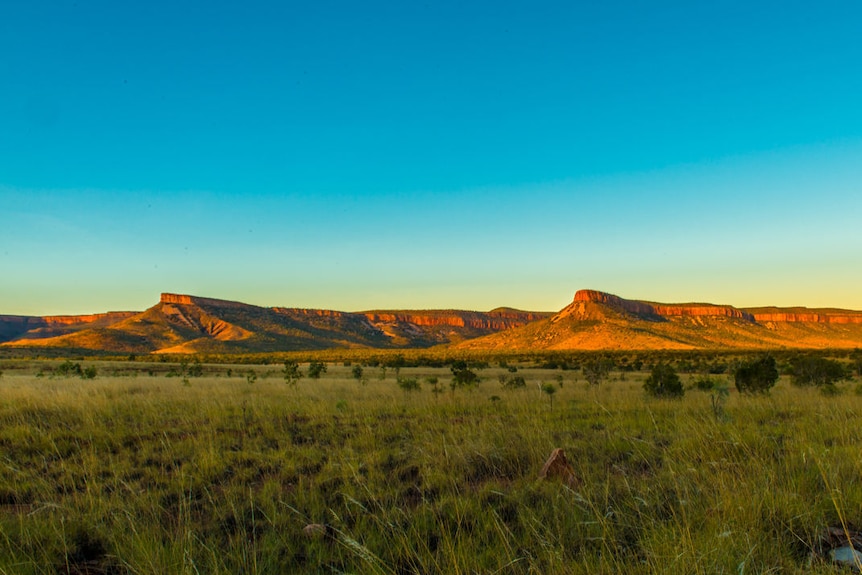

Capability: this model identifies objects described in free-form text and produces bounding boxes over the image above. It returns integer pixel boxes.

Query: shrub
[283,360,303,386]
[56,360,83,378]
[583,359,612,386]
[397,377,420,392]
[307,361,327,379]
[81,366,97,380]
[733,355,778,394]
[643,363,684,398]
[789,356,850,388]
[694,375,716,391]
[501,375,526,390]
[540,382,558,408]
[450,361,479,388]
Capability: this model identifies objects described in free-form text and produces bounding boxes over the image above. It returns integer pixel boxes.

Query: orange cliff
[747,308,862,324]
[160,293,249,309]
[361,311,546,330]
[572,290,862,324]
[573,290,756,321]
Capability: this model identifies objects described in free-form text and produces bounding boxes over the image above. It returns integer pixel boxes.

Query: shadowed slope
[2,294,547,353]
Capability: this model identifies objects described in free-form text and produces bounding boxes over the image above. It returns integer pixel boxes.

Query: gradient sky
[2,1,861,315]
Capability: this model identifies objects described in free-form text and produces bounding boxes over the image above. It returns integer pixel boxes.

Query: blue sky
[2,1,861,315]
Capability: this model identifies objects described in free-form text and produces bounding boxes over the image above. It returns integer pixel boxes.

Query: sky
[2,1,861,315]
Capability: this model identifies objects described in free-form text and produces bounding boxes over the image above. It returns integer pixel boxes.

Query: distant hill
[0,293,549,354]
[455,289,862,351]
[4,289,862,354]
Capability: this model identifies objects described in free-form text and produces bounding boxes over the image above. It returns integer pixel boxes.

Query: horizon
[3,2,861,316]
[6,287,862,319]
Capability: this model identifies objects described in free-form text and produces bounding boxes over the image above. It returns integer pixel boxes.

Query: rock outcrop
[573,290,755,321]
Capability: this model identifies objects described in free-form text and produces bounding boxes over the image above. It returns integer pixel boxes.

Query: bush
[733,356,778,394]
[693,375,716,391]
[307,361,327,379]
[643,363,684,398]
[583,359,612,386]
[397,377,420,392]
[501,375,526,390]
[450,361,479,388]
[789,356,850,388]
[283,360,303,386]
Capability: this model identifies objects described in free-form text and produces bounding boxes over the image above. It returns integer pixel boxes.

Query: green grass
[0,361,860,573]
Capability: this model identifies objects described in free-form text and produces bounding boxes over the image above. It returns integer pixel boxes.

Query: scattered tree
[733,355,779,394]
[187,360,204,377]
[541,382,558,409]
[852,349,862,378]
[643,363,684,398]
[450,361,479,388]
[351,365,364,382]
[789,356,850,389]
[307,361,327,379]
[397,377,420,392]
[283,360,303,386]
[501,375,526,390]
[583,359,612,386]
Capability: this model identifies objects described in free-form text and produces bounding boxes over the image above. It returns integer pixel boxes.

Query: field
[1,356,861,574]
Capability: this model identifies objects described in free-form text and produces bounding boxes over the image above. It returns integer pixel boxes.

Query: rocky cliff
[0,312,136,343]
[574,290,757,321]
[746,307,862,324]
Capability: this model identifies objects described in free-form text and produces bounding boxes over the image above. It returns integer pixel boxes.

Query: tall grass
[0,363,859,573]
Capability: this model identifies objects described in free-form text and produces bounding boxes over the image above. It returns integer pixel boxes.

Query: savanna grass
[0,361,859,573]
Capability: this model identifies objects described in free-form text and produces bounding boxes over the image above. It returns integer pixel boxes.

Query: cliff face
[160,293,249,309]
[572,290,862,325]
[0,312,136,343]
[747,308,862,324]
[572,290,755,321]
[360,311,545,330]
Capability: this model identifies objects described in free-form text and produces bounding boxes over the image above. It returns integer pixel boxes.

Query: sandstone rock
[539,448,578,486]
[302,523,336,541]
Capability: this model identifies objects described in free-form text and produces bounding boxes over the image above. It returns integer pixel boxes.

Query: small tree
[81,366,97,380]
[283,360,303,387]
[502,375,526,390]
[187,360,204,377]
[733,355,778,394]
[397,376,420,392]
[351,365,364,382]
[643,363,684,398]
[541,382,558,409]
[307,361,327,379]
[450,361,479,388]
[851,348,862,378]
[789,356,850,389]
[583,359,611,386]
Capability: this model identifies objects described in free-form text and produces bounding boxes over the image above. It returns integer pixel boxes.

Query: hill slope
[456,289,862,351]
[1,294,548,354]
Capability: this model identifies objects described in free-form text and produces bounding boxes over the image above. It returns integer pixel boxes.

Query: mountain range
[2,290,862,354]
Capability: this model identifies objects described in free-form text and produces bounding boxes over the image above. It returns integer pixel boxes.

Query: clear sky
[2,1,861,315]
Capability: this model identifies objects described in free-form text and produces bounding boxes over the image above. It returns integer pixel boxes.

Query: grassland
[1,356,861,573]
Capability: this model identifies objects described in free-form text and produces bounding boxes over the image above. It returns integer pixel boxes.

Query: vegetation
[733,355,779,394]
[449,360,479,389]
[307,361,327,379]
[282,360,303,386]
[0,353,860,573]
[582,358,612,386]
[789,355,851,389]
[642,362,684,397]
